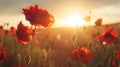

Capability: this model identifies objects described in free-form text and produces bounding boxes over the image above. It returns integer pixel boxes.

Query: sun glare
[65,14,85,27]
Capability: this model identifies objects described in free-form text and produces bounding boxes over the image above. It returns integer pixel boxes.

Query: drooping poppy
[78,46,92,64]
[95,18,102,26]
[16,21,30,45]
[98,28,118,44]
[23,4,55,27]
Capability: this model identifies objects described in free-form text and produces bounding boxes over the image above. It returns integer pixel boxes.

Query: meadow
[0,23,119,67]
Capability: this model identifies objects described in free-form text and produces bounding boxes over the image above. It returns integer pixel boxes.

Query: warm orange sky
[0,0,120,28]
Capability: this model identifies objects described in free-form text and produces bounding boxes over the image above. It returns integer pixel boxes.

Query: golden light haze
[0,0,120,28]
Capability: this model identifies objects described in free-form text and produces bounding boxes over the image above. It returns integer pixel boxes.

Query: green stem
[34,26,37,33]
[30,25,33,35]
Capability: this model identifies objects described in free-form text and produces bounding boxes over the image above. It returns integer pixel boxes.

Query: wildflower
[115,50,120,61]
[71,46,92,64]
[78,46,92,64]
[10,26,16,36]
[95,18,102,26]
[16,21,30,45]
[98,28,118,44]
[23,4,55,27]
[71,49,79,61]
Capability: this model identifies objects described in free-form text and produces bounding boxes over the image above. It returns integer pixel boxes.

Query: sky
[0,0,120,28]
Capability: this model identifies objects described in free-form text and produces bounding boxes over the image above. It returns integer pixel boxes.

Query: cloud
[0,0,46,14]
[0,0,120,15]
[94,4,120,15]
[92,4,120,23]
[0,0,120,27]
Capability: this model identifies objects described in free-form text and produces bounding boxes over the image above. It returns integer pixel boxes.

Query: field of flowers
[0,23,119,67]
[0,4,120,67]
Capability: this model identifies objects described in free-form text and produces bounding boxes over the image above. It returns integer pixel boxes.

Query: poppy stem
[89,11,92,23]
[30,25,33,34]
[29,25,33,40]
[33,26,36,38]
[34,26,37,33]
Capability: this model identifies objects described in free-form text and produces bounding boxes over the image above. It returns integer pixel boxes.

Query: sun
[65,14,85,27]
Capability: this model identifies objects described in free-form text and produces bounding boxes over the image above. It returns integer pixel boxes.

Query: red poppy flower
[78,46,92,64]
[0,47,7,62]
[0,52,5,62]
[0,45,12,62]
[0,26,3,31]
[110,58,117,67]
[23,4,55,27]
[114,50,120,61]
[5,53,13,61]
[10,26,16,36]
[16,21,30,45]
[4,30,9,35]
[95,18,102,26]
[71,46,92,64]
[71,49,79,61]
[98,28,118,44]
